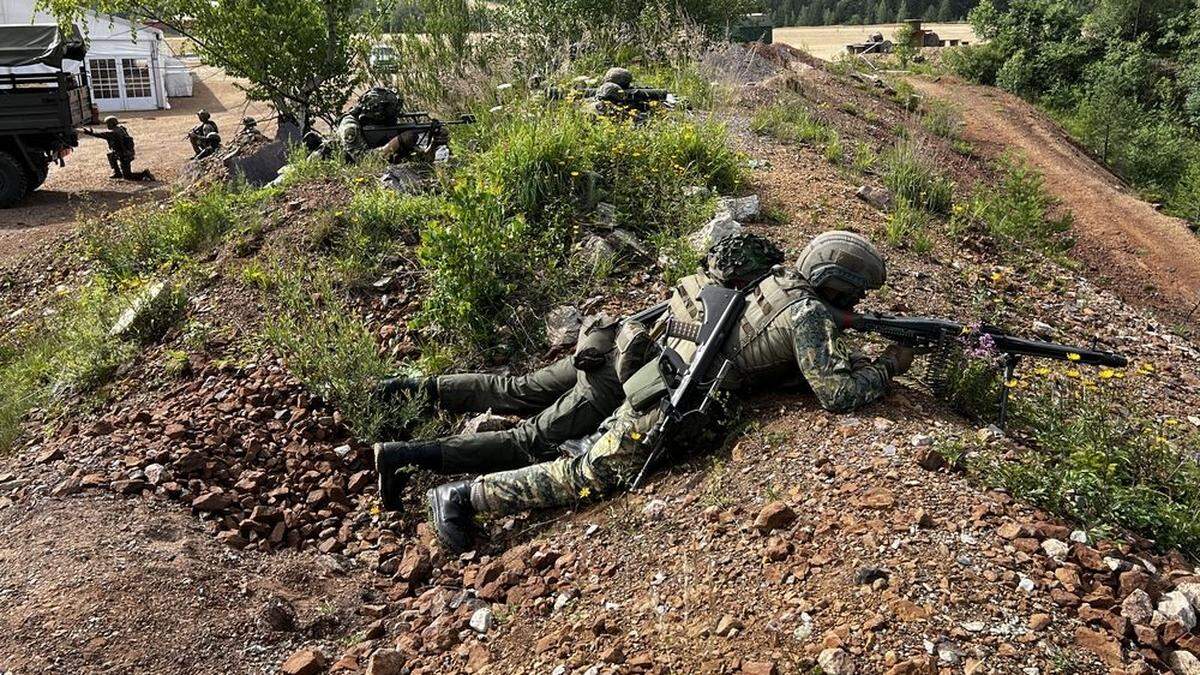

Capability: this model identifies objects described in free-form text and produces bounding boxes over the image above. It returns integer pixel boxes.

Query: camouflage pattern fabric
[475,399,660,515]
[473,280,896,514]
[335,115,369,160]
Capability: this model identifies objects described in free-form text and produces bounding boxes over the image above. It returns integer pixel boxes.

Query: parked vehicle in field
[0,24,99,207]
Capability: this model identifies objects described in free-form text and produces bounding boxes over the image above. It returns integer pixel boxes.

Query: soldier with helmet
[331,87,404,161]
[188,109,219,158]
[375,230,913,553]
[82,116,154,181]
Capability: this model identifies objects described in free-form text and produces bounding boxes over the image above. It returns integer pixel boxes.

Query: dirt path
[0,64,274,269]
[913,76,1200,317]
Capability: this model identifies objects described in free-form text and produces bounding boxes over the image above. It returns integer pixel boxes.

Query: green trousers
[474,399,661,514]
[434,355,624,473]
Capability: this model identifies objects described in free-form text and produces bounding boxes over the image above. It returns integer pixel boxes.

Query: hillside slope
[913,76,1200,318]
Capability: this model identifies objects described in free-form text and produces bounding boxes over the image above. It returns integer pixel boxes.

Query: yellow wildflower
[1035,366,1051,376]
[1066,353,1081,361]
[1066,369,1081,378]
[630,431,642,441]
[570,171,580,177]
[1098,368,1115,379]
[578,487,591,498]
[990,271,1003,283]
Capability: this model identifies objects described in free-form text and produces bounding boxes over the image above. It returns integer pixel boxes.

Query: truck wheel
[0,151,30,208]
[27,159,49,191]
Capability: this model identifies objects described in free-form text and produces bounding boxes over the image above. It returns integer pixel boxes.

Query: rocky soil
[1,45,1198,675]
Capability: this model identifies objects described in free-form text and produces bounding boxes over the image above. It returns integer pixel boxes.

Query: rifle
[828,308,1128,427]
[630,283,756,489]
[359,112,477,149]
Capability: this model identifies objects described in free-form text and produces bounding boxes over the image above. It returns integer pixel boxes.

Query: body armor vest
[660,267,816,389]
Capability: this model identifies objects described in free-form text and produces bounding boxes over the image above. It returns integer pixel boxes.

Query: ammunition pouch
[623,356,670,413]
[573,314,617,373]
[614,320,660,383]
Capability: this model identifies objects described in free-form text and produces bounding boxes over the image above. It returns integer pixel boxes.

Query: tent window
[89,58,120,99]
[121,58,152,99]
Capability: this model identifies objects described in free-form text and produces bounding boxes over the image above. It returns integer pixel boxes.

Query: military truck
[0,24,98,207]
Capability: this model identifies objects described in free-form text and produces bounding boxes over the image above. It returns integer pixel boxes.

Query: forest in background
[765,0,973,26]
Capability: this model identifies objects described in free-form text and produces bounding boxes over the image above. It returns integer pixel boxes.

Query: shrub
[262,267,411,440]
[943,43,1005,86]
[1168,160,1200,225]
[881,141,954,215]
[920,101,963,140]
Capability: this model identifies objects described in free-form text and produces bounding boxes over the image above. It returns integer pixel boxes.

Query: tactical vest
[660,267,815,389]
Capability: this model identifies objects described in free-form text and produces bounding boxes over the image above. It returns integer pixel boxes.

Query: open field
[774,22,978,61]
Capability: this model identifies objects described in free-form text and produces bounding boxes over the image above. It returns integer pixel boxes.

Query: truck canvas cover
[0,24,86,68]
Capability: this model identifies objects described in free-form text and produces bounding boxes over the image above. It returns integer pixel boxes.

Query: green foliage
[884,199,933,251]
[1169,161,1200,224]
[83,184,270,281]
[0,283,147,451]
[893,22,919,68]
[957,158,1073,253]
[976,378,1200,553]
[943,42,1006,85]
[415,104,741,353]
[920,100,963,139]
[38,0,386,123]
[261,266,410,440]
[881,141,955,214]
[750,97,846,162]
[327,189,451,286]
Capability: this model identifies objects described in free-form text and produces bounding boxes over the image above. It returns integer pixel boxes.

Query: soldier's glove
[882,345,915,376]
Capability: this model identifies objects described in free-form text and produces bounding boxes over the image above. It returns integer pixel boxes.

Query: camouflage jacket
[661,269,895,413]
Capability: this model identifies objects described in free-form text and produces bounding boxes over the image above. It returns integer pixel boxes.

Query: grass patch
[261,265,412,441]
[881,141,955,215]
[976,370,1200,553]
[884,199,932,252]
[0,282,169,451]
[920,100,963,140]
[83,183,275,282]
[953,158,1073,255]
[750,96,838,149]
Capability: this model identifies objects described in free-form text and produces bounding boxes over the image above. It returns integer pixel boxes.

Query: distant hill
[765,0,975,25]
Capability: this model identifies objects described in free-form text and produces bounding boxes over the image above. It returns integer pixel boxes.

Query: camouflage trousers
[474,400,663,515]
[434,355,625,474]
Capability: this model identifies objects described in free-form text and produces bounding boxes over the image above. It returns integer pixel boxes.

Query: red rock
[1161,620,1187,646]
[1034,522,1071,540]
[465,644,490,672]
[281,648,327,675]
[1119,568,1150,597]
[1073,545,1107,571]
[191,490,233,512]
[1054,566,1084,592]
[885,656,936,675]
[1050,589,1081,608]
[35,446,64,464]
[754,502,796,532]
[1133,624,1162,650]
[1029,613,1051,630]
[858,487,896,510]
[997,522,1025,540]
[1177,632,1200,657]
[396,546,431,583]
[164,423,188,439]
[365,649,405,675]
[600,645,626,664]
[534,633,558,654]
[1075,627,1123,668]
[741,662,777,675]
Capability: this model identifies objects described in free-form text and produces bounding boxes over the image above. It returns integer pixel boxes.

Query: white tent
[0,0,173,111]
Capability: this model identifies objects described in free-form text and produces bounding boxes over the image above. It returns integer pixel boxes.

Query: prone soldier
[376,231,915,552]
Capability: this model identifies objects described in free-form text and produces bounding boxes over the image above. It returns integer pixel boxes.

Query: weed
[884,200,932,252]
[881,141,955,215]
[920,100,963,140]
[261,265,412,441]
[963,158,1073,255]
[851,142,877,174]
[824,132,844,165]
[163,349,191,377]
[750,97,837,148]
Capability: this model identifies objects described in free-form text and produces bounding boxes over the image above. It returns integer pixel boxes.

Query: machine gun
[630,283,756,488]
[828,308,1128,426]
[359,112,477,149]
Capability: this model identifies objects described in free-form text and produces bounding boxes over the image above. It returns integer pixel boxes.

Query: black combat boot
[375,375,436,408]
[427,480,478,553]
[373,440,445,509]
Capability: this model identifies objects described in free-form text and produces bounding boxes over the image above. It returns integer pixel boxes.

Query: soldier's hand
[883,345,915,375]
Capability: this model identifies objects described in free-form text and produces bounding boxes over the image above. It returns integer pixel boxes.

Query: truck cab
[0,24,98,207]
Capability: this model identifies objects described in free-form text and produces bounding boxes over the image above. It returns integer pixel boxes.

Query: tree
[937,0,956,21]
[36,0,385,126]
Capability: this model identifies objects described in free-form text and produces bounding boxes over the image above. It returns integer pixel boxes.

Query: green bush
[943,43,1005,86]
[83,184,269,281]
[1168,160,1200,225]
[881,141,954,215]
[959,158,1073,254]
[329,189,452,285]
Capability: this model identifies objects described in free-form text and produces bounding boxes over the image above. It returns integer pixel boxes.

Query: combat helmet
[197,109,211,121]
[796,230,886,307]
[595,82,625,102]
[602,67,633,88]
[103,115,118,128]
[354,87,403,124]
[706,233,785,285]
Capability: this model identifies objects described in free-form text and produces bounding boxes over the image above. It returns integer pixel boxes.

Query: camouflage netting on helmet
[706,233,785,284]
[354,87,403,125]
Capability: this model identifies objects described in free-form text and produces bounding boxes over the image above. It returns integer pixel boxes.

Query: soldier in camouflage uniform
[329,88,403,162]
[373,234,787,511]
[422,230,915,552]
